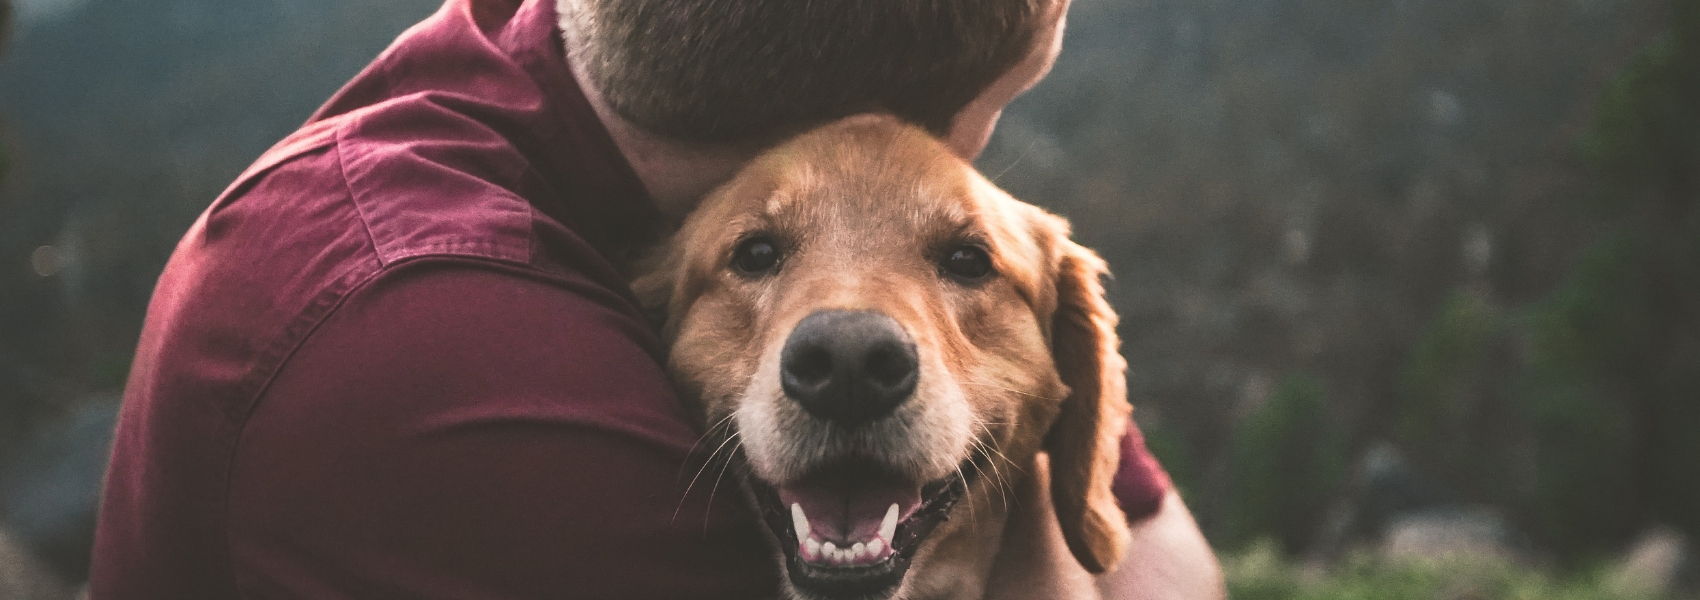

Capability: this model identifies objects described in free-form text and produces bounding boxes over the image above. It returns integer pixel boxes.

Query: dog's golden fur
[634,114,1131,599]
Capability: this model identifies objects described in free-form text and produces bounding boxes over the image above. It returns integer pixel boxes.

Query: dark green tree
[1520,0,1700,558]
[1,0,21,446]
[1382,0,1700,562]
[1220,375,1349,553]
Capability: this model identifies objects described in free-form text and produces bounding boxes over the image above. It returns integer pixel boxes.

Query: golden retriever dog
[633,114,1132,600]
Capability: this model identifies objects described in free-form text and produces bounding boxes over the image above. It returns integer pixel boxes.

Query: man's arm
[1100,424,1225,599]
[985,453,1222,600]
[1096,492,1225,600]
[225,264,777,599]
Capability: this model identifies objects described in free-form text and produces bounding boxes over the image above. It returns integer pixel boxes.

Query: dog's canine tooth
[790,503,811,541]
[879,502,899,541]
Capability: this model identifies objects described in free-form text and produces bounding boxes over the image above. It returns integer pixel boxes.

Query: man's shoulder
[329,99,549,266]
[265,261,688,444]
[163,98,615,374]
[130,99,643,444]
[224,104,546,268]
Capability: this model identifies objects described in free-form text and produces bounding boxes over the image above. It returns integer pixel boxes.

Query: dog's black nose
[780,310,918,426]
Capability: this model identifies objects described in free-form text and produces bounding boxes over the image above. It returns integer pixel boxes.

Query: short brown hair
[559,0,1042,145]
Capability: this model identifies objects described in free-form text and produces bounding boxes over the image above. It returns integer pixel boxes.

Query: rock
[1604,527,1687,598]
[1379,506,1518,562]
[0,395,119,583]
[0,525,75,600]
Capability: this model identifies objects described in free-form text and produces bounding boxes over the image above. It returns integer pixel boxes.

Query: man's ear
[1045,238,1133,574]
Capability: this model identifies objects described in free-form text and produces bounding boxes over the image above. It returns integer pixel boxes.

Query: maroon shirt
[89,0,1171,597]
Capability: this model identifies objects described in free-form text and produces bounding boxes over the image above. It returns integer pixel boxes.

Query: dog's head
[636,115,1131,599]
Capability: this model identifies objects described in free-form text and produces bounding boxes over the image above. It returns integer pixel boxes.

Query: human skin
[557,1,1226,597]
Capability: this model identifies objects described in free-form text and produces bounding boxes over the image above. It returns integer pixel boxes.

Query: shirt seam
[333,122,386,266]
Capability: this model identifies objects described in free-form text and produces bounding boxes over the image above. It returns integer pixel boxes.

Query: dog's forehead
[739,129,995,243]
[683,117,1057,301]
[766,165,971,235]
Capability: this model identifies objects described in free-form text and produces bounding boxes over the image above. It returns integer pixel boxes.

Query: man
[90,0,1223,597]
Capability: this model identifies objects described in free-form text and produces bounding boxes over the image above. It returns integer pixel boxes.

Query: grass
[1225,541,1672,600]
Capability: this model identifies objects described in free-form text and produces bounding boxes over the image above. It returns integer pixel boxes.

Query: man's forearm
[1096,491,1225,600]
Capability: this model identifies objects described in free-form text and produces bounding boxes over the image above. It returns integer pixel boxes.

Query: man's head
[556,0,1068,158]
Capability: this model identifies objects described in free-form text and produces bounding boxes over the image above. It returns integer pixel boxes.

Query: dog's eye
[939,244,994,281]
[731,237,783,275]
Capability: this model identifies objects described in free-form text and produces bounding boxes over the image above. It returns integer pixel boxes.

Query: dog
[633,114,1133,600]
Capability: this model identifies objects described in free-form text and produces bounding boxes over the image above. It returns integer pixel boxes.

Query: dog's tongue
[777,471,921,543]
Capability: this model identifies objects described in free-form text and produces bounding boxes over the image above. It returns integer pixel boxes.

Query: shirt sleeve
[1112,420,1174,521]
[226,263,777,600]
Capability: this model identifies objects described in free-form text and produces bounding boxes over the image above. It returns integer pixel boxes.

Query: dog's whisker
[988,137,1041,184]
[702,431,745,534]
[953,461,980,530]
[966,447,1005,513]
[977,447,1012,510]
[674,424,744,525]
[968,434,1013,511]
[969,419,1020,510]
[969,418,1009,463]
[676,411,739,481]
[959,380,1061,402]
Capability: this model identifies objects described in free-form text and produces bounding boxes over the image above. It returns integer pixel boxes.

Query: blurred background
[1,0,1696,597]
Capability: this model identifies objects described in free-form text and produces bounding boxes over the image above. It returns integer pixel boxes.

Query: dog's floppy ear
[1046,236,1133,574]
[628,241,681,333]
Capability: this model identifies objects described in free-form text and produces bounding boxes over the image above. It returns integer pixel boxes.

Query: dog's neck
[904,455,1101,600]
[900,499,1011,600]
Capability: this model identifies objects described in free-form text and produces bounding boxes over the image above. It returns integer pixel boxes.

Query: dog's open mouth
[750,460,976,598]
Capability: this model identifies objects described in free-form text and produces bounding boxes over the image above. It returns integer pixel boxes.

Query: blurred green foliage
[1395,292,1512,499]
[1213,0,1700,568]
[1517,234,1649,557]
[1221,375,1349,553]
[1584,7,1700,193]
[1520,0,1700,559]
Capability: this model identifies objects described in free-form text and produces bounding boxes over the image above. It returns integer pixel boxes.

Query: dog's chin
[747,459,978,600]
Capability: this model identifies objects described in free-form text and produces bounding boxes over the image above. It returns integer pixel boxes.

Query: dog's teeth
[851,541,865,559]
[822,541,837,556]
[805,536,821,559]
[880,503,900,541]
[867,537,885,557]
[790,503,811,541]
